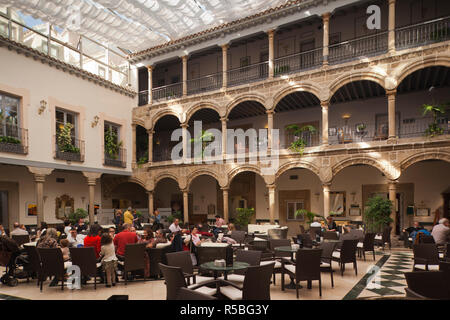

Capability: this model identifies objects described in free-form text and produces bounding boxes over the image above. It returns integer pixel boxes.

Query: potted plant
[285,124,316,156]
[56,123,81,161]
[235,207,255,231]
[67,208,88,225]
[104,130,123,160]
[190,130,214,159]
[363,196,393,233]
[167,210,183,224]
[422,103,447,137]
[295,209,323,224]
[356,123,366,133]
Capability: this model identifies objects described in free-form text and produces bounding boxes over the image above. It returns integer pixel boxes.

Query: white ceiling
[1,0,289,53]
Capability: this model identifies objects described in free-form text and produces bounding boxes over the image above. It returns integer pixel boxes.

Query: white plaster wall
[0,47,134,172]
[0,165,101,225]
[190,175,217,215]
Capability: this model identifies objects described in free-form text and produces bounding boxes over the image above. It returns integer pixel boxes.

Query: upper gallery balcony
[137,0,450,107]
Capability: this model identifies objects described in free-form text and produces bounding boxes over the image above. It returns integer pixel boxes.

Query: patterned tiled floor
[344,250,413,299]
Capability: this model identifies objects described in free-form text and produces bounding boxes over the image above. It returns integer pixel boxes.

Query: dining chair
[260,239,291,285]
[319,241,336,287]
[230,231,246,248]
[323,231,339,240]
[37,247,67,291]
[404,271,450,299]
[69,247,100,289]
[23,245,41,286]
[297,233,313,248]
[281,248,322,298]
[166,251,212,285]
[218,249,261,286]
[12,235,30,247]
[332,239,358,276]
[119,243,147,285]
[147,244,174,279]
[413,243,440,271]
[159,263,217,300]
[175,287,217,300]
[357,233,376,261]
[218,262,275,300]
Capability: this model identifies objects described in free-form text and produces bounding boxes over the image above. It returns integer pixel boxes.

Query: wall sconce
[91,115,99,128]
[38,100,47,115]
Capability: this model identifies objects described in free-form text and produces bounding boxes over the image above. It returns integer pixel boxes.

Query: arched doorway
[153,115,181,162]
[153,177,183,225]
[189,174,220,225]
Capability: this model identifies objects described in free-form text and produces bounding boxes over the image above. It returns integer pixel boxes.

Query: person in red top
[113,223,138,258]
[83,224,102,258]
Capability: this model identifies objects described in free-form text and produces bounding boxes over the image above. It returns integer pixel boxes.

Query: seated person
[189,227,206,247]
[67,227,85,247]
[410,227,431,244]
[310,217,322,228]
[431,218,450,246]
[196,223,213,237]
[168,218,187,234]
[212,215,226,237]
[75,218,88,234]
[148,229,172,248]
[403,221,423,237]
[10,222,29,236]
[326,216,337,232]
[113,223,138,259]
[138,227,154,248]
[60,239,70,262]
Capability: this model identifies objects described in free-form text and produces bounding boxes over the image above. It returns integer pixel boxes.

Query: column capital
[220,43,229,50]
[146,190,154,195]
[82,172,102,185]
[266,109,275,115]
[322,182,332,188]
[266,29,276,37]
[220,117,228,122]
[146,129,155,135]
[321,101,329,108]
[181,188,190,194]
[386,89,397,97]
[147,65,154,72]
[322,12,331,21]
[221,187,230,192]
[388,0,396,5]
[180,122,189,129]
[28,166,53,181]
[387,179,398,185]
[266,184,276,190]
[181,55,188,62]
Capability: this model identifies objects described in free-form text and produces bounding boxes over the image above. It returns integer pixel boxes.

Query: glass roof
[0,0,290,53]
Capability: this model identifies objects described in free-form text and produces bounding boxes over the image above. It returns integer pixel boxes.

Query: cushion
[284,264,296,274]
[253,237,267,242]
[408,237,412,241]
[375,235,382,240]
[187,285,217,296]
[218,274,245,286]
[332,251,341,259]
[357,242,364,248]
[96,262,102,268]
[220,285,243,300]
[247,224,280,234]
[117,260,124,266]
[64,261,72,269]
[200,242,229,247]
[156,242,172,248]
[439,253,444,259]
[260,260,281,268]
[320,262,331,268]
[414,264,439,271]
[194,275,214,285]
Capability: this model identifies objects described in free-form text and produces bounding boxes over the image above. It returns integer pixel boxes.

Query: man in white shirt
[10,222,29,236]
[169,218,187,234]
[67,227,85,247]
[310,217,322,227]
[431,218,450,245]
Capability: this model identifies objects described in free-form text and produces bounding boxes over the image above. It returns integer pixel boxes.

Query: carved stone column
[182,190,189,224]
[83,172,102,225]
[221,44,229,89]
[323,183,331,218]
[147,65,153,104]
[28,167,54,227]
[267,185,276,224]
[267,29,275,79]
[388,180,397,236]
[267,110,274,153]
[182,55,188,96]
[181,123,189,163]
[147,129,154,163]
[387,89,397,143]
[322,13,331,66]
[221,117,228,160]
[147,191,154,218]
[132,124,137,165]
[388,0,396,54]
[321,101,329,146]
[222,188,229,223]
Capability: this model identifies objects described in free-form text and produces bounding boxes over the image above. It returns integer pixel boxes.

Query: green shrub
[235,207,255,228]
[364,196,393,233]
[67,208,88,225]
[0,136,21,144]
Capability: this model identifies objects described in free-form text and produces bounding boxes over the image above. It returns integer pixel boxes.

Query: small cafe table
[274,246,317,289]
[199,261,249,280]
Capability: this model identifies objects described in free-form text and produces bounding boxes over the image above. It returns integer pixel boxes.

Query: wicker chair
[69,247,100,289]
[166,251,212,285]
[281,248,322,298]
[119,243,147,284]
[319,241,336,287]
[357,233,376,261]
[332,239,358,276]
[37,247,67,291]
[413,243,440,271]
[404,271,450,299]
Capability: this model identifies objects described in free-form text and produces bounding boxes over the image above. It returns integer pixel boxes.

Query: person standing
[123,207,134,225]
[100,233,118,287]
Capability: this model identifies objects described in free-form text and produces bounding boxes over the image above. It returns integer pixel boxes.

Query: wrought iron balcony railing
[227,61,269,87]
[187,72,223,95]
[329,31,388,64]
[274,48,323,76]
[54,136,85,162]
[152,82,183,102]
[396,16,450,50]
[0,124,28,154]
[104,147,127,168]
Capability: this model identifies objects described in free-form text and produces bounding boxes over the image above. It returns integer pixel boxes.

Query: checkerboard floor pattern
[357,251,413,298]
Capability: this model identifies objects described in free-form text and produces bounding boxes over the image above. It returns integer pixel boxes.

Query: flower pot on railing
[0,136,25,154]
[56,144,82,162]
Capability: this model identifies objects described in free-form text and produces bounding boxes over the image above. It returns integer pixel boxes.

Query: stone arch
[331,156,399,181]
[150,110,181,130]
[272,83,324,109]
[154,172,180,189]
[187,168,226,189]
[185,102,223,124]
[275,160,322,181]
[393,55,450,89]
[132,118,146,128]
[225,93,268,118]
[400,151,450,172]
[102,176,147,198]
[226,165,265,188]
[328,71,387,102]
